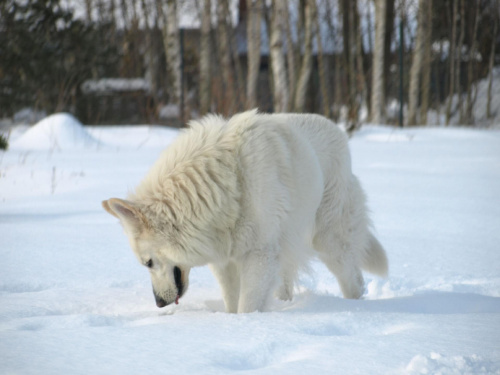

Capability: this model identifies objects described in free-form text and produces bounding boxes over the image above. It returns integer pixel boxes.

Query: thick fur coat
[103,110,388,313]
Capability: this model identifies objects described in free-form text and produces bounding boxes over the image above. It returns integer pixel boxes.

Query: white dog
[102,110,388,313]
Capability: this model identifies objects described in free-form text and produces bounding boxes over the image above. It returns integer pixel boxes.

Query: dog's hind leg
[209,261,240,313]
[313,191,366,299]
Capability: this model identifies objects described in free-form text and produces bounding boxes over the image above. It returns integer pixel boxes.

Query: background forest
[1,0,499,129]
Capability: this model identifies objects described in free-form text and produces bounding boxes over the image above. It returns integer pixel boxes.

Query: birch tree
[141,0,155,93]
[294,0,314,112]
[157,0,181,110]
[487,0,499,118]
[313,0,330,117]
[419,0,433,125]
[445,0,458,125]
[270,0,289,112]
[283,1,296,111]
[107,0,117,32]
[384,0,395,102]
[371,0,386,124]
[324,0,341,120]
[231,20,245,110]
[217,0,235,115]
[200,0,212,115]
[464,0,480,123]
[353,0,368,116]
[246,0,262,109]
[85,0,93,21]
[456,0,465,122]
[343,0,357,122]
[407,0,425,126]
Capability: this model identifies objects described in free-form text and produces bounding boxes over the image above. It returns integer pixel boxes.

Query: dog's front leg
[209,262,240,313]
[237,249,279,313]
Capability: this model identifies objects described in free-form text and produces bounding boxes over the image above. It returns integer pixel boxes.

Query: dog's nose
[154,292,168,308]
[156,299,167,308]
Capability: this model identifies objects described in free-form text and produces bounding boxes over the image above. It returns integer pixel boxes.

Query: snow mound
[444,67,500,127]
[11,113,100,151]
[402,353,498,375]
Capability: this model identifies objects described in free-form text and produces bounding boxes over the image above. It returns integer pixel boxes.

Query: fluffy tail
[361,233,388,278]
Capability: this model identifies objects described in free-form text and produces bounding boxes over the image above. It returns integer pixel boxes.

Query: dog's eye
[145,259,153,268]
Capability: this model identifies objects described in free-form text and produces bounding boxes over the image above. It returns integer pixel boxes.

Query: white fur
[103,110,388,313]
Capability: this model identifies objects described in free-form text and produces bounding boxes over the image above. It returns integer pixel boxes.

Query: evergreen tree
[0,0,119,117]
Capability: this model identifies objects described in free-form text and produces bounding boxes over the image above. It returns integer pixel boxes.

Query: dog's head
[102,198,190,308]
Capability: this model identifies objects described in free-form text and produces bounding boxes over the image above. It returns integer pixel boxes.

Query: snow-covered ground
[438,67,500,128]
[1,114,499,374]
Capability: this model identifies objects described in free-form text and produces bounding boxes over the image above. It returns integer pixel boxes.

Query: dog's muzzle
[154,294,168,308]
[153,266,184,308]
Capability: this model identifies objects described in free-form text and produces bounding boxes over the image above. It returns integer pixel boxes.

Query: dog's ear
[103,198,148,232]
[102,199,119,218]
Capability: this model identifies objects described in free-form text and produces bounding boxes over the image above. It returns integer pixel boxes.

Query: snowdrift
[442,67,500,127]
[10,113,100,151]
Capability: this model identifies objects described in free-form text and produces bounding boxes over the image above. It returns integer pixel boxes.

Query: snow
[1,117,500,374]
[9,113,101,151]
[159,103,180,119]
[404,352,498,375]
[81,78,151,94]
[428,67,500,127]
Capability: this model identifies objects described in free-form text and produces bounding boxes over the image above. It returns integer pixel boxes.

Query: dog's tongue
[175,295,180,305]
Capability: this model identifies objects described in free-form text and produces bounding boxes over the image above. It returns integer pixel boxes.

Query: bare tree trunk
[157,0,181,113]
[312,0,330,117]
[294,0,314,112]
[419,0,433,125]
[85,0,93,21]
[487,0,499,118]
[131,0,138,24]
[231,24,245,111]
[347,0,358,121]
[200,0,212,115]
[334,53,342,121]
[324,0,341,119]
[141,0,153,87]
[283,1,296,111]
[261,2,275,101]
[269,0,289,112]
[371,0,386,124]
[109,0,117,28]
[366,2,374,54]
[246,0,262,109]
[97,0,107,22]
[121,0,141,77]
[465,0,480,124]
[353,0,368,118]
[167,0,181,110]
[407,0,425,126]
[217,0,235,115]
[297,0,305,62]
[436,40,444,124]
[340,0,358,124]
[445,0,458,125]
[141,0,159,121]
[456,0,465,122]
[383,0,395,102]
[121,0,130,31]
